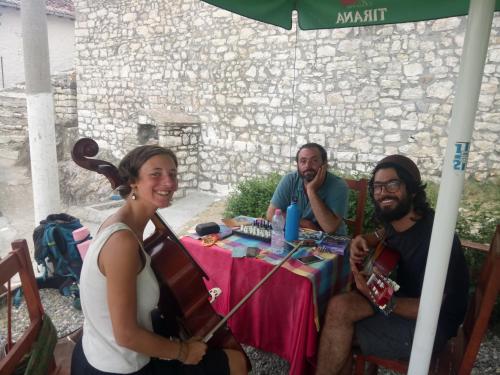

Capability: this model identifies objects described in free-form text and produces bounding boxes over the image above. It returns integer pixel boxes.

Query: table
[180,234,350,375]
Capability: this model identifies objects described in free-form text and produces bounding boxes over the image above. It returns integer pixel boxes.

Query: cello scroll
[71,137,123,190]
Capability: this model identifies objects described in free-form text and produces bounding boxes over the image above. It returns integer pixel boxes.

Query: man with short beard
[315,155,469,375]
[266,143,348,235]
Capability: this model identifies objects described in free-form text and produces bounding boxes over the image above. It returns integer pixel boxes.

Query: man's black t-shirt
[384,211,469,339]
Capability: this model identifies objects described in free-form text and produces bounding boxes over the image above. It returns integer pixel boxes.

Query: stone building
[0,0,75,88]
[74,0,499,195]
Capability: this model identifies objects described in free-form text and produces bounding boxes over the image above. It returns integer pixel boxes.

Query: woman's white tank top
[80,222,160,373]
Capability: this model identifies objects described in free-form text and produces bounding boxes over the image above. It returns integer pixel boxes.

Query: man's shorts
[355,313,448,360]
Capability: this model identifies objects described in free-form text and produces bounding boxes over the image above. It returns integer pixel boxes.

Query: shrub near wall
[224,173,282,219]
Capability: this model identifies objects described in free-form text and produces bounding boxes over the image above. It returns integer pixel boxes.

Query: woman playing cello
[71,144,247,375]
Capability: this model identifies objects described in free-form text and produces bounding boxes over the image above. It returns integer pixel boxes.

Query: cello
[71,138,252,370]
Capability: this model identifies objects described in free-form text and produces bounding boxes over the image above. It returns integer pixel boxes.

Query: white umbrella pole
[408,0,495,374]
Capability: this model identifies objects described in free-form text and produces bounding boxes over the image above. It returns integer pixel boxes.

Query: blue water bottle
[285,200,300,242]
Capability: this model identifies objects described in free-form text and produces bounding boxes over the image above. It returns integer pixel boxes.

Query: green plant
[424,178,499,244]
[224,173,282,219]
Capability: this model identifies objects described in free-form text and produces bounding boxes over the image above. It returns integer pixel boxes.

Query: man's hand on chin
[305,164,327,193]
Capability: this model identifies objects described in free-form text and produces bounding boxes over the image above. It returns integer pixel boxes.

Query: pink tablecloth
[180,235,349,375]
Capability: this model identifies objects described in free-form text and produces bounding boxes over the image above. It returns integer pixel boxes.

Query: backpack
[32,213,90,309]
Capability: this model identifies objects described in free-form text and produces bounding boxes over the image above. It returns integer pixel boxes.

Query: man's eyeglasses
[371,179,402,194]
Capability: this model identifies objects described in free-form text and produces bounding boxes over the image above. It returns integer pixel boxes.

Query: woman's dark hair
[369,162,432,220]
[117,145,178,198]
[295,143,328,164]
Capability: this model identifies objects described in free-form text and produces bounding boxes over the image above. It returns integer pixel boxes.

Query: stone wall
[52,71,79,159]
[0,6,75,89]
[74,0,500,194]
[0,71,78,162]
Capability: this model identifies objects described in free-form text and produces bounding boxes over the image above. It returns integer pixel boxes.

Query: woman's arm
[99,231,206,364]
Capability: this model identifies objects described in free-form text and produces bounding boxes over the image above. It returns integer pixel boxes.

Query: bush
[224,173,282,219]
[425,178,499,244]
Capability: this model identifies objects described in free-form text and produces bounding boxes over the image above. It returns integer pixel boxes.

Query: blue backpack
[32,213,89,308]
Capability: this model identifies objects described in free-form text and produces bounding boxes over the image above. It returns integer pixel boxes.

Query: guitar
[361,242,400,310]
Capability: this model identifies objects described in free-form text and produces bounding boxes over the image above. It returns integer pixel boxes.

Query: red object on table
[181,235,349,375]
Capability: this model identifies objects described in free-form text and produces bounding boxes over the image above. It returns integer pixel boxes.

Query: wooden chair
[0,239,56,374]
[354,225,500,374]
[0,239,79,375]
[344,178,369,237]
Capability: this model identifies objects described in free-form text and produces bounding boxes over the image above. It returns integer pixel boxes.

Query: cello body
[71,138,250,369]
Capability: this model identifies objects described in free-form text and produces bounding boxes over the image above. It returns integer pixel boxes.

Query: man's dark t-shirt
[384,211,469,339]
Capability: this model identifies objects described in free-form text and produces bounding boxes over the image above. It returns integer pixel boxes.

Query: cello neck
[151,212,208,279]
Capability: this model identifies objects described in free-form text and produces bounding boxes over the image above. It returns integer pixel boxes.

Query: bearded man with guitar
[316,155,469,375]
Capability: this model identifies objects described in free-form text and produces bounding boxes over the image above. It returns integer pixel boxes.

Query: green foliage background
[224,173,282,219]
[224,172,500,330]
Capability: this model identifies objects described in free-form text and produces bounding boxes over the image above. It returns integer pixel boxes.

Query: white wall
[0,6,74,89]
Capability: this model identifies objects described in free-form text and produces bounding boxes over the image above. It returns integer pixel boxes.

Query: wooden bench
[354,225,500,374]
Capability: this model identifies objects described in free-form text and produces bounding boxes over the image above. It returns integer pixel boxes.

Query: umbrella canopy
[202,0,500,30]
[201,1,498,374]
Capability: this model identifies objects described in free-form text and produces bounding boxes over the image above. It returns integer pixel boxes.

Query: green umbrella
[200,1,499,374]
[202,0,500,30]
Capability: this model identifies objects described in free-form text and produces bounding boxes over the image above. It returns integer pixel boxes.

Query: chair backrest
[0,239,45,375]
[344,178,368,237]
[454,224,500,375]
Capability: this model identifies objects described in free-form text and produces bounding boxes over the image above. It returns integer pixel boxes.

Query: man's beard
[375,193,412,223]
[299,169,317,182]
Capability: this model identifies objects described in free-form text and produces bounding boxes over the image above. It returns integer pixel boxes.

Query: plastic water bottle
[285,200,300,242]
[271,209,285,255]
